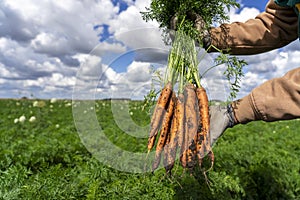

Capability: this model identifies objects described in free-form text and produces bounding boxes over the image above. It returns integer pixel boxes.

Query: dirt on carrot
[152,91,176,171]
[147,82,173,152]
[196,86,214,169]
[164,94,179,174]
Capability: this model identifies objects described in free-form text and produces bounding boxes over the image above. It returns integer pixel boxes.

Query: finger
[170,15,178,30]
[194,15,205,32]
[186,11,198,21]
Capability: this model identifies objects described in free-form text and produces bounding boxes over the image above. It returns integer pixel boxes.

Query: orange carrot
[176,93,185,155]
[184,84,199,170]
[180,121,189,168]
[147,82,173,151]
[196,128,204,164]
[196,86,214,167]
[163,122,172,172]
[147,136,156,153]
[184,84,199,148]
[152,92,176,171]
[172,93,186,169]
[164,96,179,174]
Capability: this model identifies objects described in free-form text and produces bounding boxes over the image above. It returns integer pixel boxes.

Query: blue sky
[241,0,269,11]
[0,0,299,100]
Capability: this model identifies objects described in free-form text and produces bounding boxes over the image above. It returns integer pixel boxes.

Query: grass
[0,99,299,199]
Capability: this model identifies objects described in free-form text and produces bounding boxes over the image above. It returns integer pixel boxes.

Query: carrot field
[0,99,299,199]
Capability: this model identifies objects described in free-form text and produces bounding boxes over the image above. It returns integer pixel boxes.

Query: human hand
[209,104,236,145]
[170,12,210,48]
[170,12,205,30]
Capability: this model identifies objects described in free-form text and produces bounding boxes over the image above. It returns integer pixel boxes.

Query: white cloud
[0,0,122,98]
[1,0,118,60]
[91,41,127,57]
[109,0,162,50]
[92,61,153,99]
[77,54,103,79]
[126,61,152,82]
[229,7,260,23]
[104,67,120,84]
[31,32,70,56]
[0,62,19,79]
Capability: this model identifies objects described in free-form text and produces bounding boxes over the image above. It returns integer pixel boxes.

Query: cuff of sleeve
[231,94,261,124]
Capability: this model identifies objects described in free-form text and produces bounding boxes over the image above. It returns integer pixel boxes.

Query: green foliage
[142,88,158,116]
[141,0,240,42]
[215,53,247,99]
[0,99,299,199]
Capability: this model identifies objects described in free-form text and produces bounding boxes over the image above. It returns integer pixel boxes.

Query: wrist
[231,94,259,124]
[202,31,211,50]
[226,104,236,127]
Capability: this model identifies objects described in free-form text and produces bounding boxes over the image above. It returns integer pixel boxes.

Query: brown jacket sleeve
[232,68,300,123]
[209,0,298,55]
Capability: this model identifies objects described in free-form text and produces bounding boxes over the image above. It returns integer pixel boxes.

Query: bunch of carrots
[146,30,214,175]
[142,0,246,175]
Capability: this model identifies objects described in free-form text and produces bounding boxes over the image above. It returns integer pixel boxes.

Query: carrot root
[152,91,176,171]
[148,82,173,151]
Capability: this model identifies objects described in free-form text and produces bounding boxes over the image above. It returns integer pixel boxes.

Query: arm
[210,67,300,144]
[209,0,298,55]
[233,67,300,123]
